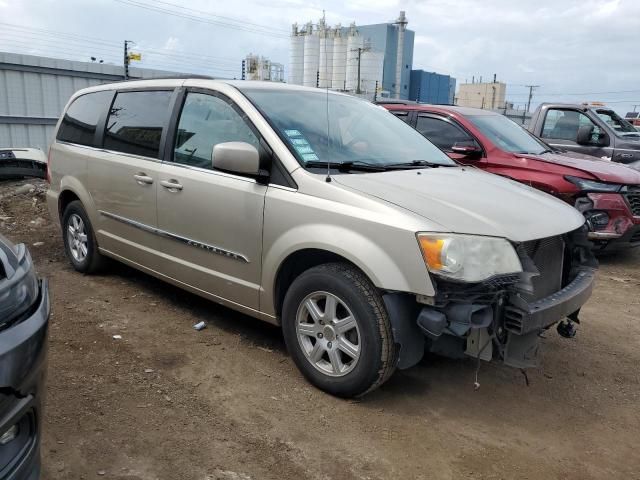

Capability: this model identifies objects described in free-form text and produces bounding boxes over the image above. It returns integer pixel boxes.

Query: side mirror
[451,142,482,159]
[212,142,260,176]
[576,125,594,145]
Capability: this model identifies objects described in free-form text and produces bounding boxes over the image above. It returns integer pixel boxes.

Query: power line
[145,0,289,34]
[112,0,290,38]
[0,23,242,66]
[0,42,239,77]
[506,89,640,97]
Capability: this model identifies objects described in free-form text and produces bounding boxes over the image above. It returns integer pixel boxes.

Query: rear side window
[57,91,112,146]
[104,90,173,158]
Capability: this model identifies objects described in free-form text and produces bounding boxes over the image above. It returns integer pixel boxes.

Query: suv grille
[520,235,565,302]
[625,187,640,216]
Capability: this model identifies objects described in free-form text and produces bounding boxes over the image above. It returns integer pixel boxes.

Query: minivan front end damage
[384,227,597,370]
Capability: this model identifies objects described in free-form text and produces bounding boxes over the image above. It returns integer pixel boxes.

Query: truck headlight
[565,176,621,193]
[417,233,522,282]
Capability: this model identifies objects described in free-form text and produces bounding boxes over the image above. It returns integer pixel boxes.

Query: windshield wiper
[303,160,388,172]
[383,160,455,169]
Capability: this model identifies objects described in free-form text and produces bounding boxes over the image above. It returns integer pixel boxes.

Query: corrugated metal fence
[0,51,183,151]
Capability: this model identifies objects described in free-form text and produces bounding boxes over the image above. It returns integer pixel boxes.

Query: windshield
[240,88,455,168]
[468,114,549,155]
[595,109,640,136]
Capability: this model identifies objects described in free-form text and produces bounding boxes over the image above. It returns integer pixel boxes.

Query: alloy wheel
[67,213,88,262]
[295,291,361,377]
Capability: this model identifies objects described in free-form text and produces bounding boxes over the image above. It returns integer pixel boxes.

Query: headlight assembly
[565,176,621,193]
[417,233,522,282]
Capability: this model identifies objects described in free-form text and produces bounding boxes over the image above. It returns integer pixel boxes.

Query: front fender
[261,223,433,317]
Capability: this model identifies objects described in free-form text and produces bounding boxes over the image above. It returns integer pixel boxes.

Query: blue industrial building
[357,22,414,100]
[409,70,456,104]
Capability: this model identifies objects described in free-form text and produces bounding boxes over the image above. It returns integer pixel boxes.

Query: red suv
[381,102,640,251]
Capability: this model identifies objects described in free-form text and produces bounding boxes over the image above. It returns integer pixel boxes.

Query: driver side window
[542,109,602,143]
[173,92,260,170]
[415,115,478,152]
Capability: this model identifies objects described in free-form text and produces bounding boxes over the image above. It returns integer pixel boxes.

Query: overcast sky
[1,0,639,115]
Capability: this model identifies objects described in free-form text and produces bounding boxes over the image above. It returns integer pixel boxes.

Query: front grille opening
[625,191,640,217]
[519,235,565,302]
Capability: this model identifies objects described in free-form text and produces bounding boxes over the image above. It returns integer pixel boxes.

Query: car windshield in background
[240,88,455,169]
[595,109,640,137]
[468,114,549,155]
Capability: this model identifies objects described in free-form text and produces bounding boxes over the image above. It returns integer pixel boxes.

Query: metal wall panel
[0,51,187,150]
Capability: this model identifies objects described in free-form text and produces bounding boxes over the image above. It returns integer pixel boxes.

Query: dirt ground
[1,178,639,480]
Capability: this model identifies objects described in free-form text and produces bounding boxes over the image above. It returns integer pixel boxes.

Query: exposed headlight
[417,233,522,282]
[565,176,621,193]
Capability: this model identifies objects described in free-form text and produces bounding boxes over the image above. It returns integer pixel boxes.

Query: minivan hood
[332,167,584,242]
[517,151,640,184]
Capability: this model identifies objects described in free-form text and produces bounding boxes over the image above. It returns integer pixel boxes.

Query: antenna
[323,9,332,183]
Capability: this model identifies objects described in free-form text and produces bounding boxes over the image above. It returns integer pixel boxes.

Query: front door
[539,108,614,160]
[156,90,267,311]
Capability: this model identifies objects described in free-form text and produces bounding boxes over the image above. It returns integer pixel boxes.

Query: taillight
[46,147,51,183]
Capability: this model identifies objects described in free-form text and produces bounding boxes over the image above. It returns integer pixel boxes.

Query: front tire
[62,200,106,273]
[282,263,398,397]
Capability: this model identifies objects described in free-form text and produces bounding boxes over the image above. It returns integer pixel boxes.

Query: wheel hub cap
[295,291,361,377]
[67,213,88,262]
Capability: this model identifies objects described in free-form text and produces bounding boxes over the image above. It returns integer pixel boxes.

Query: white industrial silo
[318,27,334,88]
[302,22,320,87]
[331,25,347,90]
[345,24,363,91]
[289,23,305,85]
[359,50,384,95]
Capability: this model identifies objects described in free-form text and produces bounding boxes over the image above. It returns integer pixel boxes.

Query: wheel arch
[272,248,365,320]
[56,176,99,225]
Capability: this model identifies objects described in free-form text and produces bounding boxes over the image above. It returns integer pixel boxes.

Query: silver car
[47,80,597,397]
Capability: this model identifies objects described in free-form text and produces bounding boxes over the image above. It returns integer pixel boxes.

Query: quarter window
[56,91,112,146]
[416,115,477,151]
[104,90,173,158]
[173,92,259,170]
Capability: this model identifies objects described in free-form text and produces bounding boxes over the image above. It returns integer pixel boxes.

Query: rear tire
[282,263,398,398]
[62,200,106,274]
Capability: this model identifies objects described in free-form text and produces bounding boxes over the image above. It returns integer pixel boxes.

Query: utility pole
[525,85,540,113]
[123,40,134,80]
[356,47,363,94]
[633,105,640,112]
[351,45,370,95]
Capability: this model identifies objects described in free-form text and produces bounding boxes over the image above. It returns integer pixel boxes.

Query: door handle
[133,173,154,185]
[160,179,183,191]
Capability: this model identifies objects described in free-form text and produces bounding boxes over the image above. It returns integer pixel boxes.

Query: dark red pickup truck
[381,101,640,251]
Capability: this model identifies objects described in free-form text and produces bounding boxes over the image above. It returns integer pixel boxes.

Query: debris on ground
[193,321,207,331]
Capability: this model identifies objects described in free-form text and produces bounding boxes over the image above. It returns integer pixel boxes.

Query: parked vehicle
[47,80,596,397]
[528,103,640,171]
[381,102,640,251]
[0,148,47,180]
[0,234,49,479]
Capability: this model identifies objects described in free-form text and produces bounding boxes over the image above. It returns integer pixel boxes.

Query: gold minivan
[47,79,596,397]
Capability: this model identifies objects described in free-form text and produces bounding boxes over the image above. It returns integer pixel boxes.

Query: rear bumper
[0,280,50,480]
